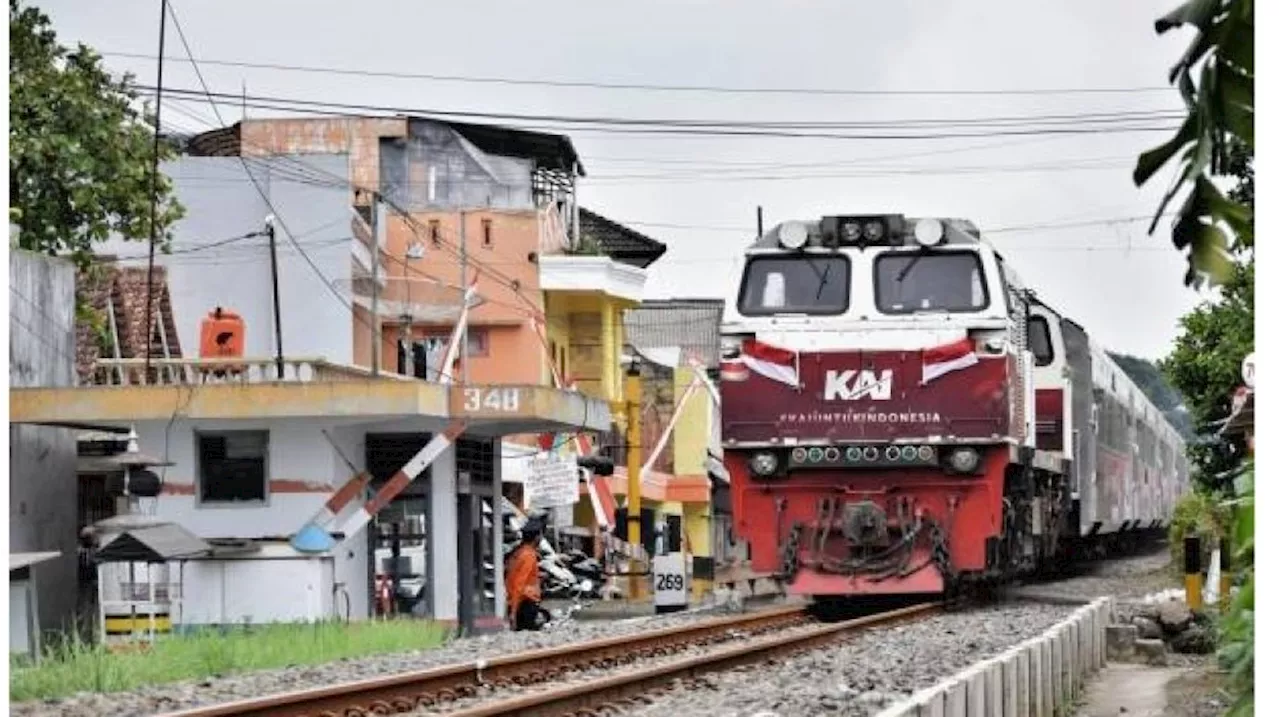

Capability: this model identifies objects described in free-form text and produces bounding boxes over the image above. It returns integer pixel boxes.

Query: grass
[9,619,451,703]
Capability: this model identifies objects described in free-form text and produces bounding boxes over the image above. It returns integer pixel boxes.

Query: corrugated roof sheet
[95,524,210,563]
[624,299,724,366]
[10,552,62,572]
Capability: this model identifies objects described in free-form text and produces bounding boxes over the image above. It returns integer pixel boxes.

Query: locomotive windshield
[874,251,989,314]
[737,254,850,316]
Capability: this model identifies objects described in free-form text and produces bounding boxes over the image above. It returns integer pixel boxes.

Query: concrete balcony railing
[90,357,412,387]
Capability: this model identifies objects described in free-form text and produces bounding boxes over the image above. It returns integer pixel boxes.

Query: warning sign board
[524,453,580,510]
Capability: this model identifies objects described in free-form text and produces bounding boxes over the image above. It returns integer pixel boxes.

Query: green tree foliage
[1139,3,1253,714]
[9,0,184,269]
[1132,0,1252,286]
[1159,258,1252,488]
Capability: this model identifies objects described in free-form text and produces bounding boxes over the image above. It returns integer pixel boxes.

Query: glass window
[736,255,850,316]
[874,251,989,314]
[1028,316,1055,367]
[198,430,268,504]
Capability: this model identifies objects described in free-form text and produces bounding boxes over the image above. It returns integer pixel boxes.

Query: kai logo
[824,369,893,401]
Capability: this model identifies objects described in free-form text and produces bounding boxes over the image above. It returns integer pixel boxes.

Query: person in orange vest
[506,515,544,631]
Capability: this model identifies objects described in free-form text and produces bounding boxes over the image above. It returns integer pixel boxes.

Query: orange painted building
[188,117,667,404]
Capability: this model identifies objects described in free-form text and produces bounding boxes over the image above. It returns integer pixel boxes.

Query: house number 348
[463,387,520,413]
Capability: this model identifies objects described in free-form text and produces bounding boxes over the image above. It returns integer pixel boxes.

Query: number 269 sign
[461,387,521,413]
[652,552,688,610]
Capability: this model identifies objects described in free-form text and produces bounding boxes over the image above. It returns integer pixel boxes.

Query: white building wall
[133,417,346,539]
[96,155,355,364]
[129,415,454,623]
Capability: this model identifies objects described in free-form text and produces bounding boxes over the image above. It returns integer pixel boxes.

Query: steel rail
[152,603,812,717]
[445,602,943,717]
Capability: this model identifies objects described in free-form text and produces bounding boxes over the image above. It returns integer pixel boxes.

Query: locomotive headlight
[948,447,980,473]
[750,452,780,477]
[901,446,918,461]
[864,220,885,241]
[791,447,808,464]
[917,445,935,461]
[885,446,902,461]
[778,221,809,250]
[862,446,880,461]
[913,218,945,247]
[843,222,862,242]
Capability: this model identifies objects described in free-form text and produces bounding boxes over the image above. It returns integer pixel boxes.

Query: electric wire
[136,86,1181,141]
[102,50,1174,97]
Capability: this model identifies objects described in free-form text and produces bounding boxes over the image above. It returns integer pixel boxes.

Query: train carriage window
[874,250,989,314]
[1028,316,1054,367]
[737,254,851,316]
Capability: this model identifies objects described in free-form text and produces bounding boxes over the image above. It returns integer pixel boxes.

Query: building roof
[624,299,724,366]
[420,118,584,176]
[10,552,61,572]
[186,117,586,177]
[94,524,211,563]
[580,208,668,268]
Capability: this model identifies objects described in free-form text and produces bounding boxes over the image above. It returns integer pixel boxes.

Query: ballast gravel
[8,604,754,717]
[622,603,1074,717]
[11,551,1173,717]
[1018,549,1177,603]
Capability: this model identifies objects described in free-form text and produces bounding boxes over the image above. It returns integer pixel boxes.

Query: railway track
[153,602,939,717]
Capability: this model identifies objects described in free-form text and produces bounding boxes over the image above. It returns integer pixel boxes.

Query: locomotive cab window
[1028,316,1055,366]
[874,251,989,314]
[737,254,850,316]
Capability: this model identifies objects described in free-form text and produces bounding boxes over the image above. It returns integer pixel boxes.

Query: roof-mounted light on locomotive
[912,218,945,248]
[817,214,908,248]
[777,220,810,250]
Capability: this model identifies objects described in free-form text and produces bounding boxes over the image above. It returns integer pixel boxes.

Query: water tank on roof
[200,307,245,359]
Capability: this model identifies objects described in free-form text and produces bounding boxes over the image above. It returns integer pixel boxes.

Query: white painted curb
[875,597,1114,717]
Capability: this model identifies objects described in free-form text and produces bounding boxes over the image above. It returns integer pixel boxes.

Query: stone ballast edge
[875,596,1114,717]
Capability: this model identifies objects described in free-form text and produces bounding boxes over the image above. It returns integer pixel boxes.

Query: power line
[163,3,370,364]
[102,50,1175,97]
[140,87,1181,141]
[583,158,1134,183]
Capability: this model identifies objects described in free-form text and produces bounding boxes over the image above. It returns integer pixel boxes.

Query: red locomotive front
[719,214,1044,599]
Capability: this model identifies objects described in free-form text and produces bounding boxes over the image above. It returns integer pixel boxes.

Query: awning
[10,552,61,572]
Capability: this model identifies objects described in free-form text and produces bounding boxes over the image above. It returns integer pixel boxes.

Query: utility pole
[459,210,468,385]
[143,0,168,382]
[370,193,382,377]
[265,216,284,380]
[757,206,764,239]
[625,361,643,599]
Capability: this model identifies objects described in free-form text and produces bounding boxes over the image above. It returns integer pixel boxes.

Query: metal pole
[144,0,168,382]
[756,206,763,239]
[625,362,643,599]
[266,218,284,379]
[370,194,381,377]
[459,210,468,385]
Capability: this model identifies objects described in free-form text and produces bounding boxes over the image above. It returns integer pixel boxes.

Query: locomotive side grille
[1009,294,1029,443]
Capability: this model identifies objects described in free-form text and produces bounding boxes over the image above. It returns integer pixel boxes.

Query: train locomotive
[718,214,1189,600]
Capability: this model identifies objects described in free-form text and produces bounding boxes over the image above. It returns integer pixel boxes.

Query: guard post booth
[445,384,613,634]
[10,358,615,636]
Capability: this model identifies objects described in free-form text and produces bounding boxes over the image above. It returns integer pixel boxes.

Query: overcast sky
[37,0,1212,360]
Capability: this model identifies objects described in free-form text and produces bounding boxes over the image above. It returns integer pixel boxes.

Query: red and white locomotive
[718,214,1189,599]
